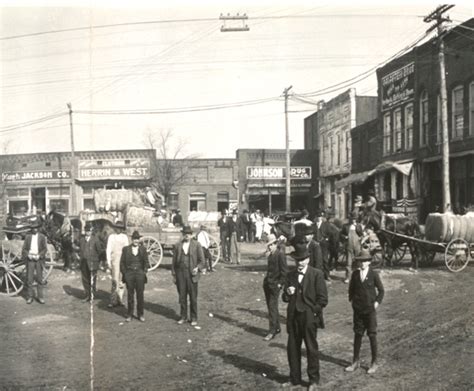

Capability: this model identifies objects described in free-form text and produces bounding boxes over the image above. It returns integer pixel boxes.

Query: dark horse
[363,210,421,267]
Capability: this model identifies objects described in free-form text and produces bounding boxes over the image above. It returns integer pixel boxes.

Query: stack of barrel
[425,212,474,243]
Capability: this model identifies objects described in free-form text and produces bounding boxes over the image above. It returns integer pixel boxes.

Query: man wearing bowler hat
[282,242,328,390]
[22,220,48,304]
[106,221,129,307]
[172,225,204,327]
[120,230,149,322]
[345,247,384,374]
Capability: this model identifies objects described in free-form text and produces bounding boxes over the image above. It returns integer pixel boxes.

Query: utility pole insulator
[220,13,250,32]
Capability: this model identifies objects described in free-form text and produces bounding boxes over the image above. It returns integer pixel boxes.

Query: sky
[0,1,473,159]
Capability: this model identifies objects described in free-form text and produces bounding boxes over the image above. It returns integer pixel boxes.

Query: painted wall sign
[381,62,415,110]
[2,170,71,182]
[78,159,150,180]
[246,166,311,180]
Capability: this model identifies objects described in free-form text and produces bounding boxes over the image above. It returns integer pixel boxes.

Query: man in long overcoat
[282,243,328,390]
[79,223,103,302]
[172,225,204,326]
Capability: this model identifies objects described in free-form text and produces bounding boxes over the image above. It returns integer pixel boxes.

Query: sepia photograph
[0,1,473,390]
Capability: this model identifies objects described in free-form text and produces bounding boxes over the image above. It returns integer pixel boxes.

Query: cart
[378,229,470,272]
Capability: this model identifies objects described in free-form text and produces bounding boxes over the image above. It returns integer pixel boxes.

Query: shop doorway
[31,187,46,214]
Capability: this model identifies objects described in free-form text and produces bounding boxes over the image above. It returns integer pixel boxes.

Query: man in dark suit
[22,221,48,304]
[313,210,332,283]
[263,234,288,341]
[345,248,384,374]
[217,210,230,262]
[172,209,184,227]
[120,230,149,322]
[282,243,328,390]
[240,209,251,242]
[172,225,204,327]
[79,223,103,302]
[340,211,364,283]
[227,209,245,264]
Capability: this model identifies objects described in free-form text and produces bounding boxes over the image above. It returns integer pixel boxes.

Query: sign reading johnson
[78,159,150,181]
[247,166,311,180]
[2,170,71,182]
[381,62,414,111]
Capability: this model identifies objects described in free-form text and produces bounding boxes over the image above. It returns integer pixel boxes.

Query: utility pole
[424,4,454,213]
[67,103,77,215]
[283,86,293,213]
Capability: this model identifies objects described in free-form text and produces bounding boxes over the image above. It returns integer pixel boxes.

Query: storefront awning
[335,169,375,189]
[373,160,413,176]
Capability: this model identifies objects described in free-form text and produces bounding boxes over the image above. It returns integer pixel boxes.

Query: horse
[363,210,421,267]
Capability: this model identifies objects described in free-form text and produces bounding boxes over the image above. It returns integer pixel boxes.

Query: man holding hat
[79,222,103,302]
[120,230,149,322]
[345,247,384,374]
[106,221,129,307]
[22,220,48,304]
[282,242,328,390]
[172,225,204,326]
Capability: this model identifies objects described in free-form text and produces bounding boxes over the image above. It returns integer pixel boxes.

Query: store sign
[392,198,418,219]
[78,159,150,180]
[246,166,311,180]
[2,170,71,182]
[381,62,414,110]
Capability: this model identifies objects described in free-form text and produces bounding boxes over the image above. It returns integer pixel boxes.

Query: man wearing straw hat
[22,220,48,304]
[172,225,204,327]
[345,247,384,375]
[282,242,328,390]
[106,221,129,308]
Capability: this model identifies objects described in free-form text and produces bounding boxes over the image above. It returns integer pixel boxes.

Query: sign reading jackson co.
[381,62,415,110]
[247,166,311,180]
[78,159,150,180]
[2,170,71,182]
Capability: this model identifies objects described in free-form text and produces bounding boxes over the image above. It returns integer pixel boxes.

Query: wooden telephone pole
[283,86,293,213]
[67,103,77,215]
[424,4,454,213]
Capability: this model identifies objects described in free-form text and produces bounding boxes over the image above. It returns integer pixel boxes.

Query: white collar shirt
[182,241,190,255]
[297,264,308,284]
[29,233,39,256]
[132,245,139,256]
[360,268,369,282]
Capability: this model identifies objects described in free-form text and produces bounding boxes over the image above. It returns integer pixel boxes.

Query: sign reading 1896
[247,166,311,180]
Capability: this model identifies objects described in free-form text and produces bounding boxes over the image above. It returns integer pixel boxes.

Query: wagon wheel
[337,249,347,268]
[209,235,221,268]
[0,245,26,296]
[444,238,470,273]
[383,241,407,265]
[141,236,163,271]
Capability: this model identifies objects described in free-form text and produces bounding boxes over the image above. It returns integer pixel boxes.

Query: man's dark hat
[315,210,325,217]
[355,247,372,261]
[114,220,125,229]
[30,219,42,229]
[131,230,141,240]
[181,225,193,234]
[294,223,313,236]
[290,242,310,261]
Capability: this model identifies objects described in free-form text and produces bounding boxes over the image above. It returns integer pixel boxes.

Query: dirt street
[0,243,472,390]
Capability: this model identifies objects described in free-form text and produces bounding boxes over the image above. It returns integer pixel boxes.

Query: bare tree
[144,129,199,205]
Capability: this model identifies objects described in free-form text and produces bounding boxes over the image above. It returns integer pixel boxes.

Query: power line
[0,112,67,132]
[0,13,424,41]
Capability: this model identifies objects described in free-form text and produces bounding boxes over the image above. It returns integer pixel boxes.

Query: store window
[383,112,391,155]
[189,192,206,212]
[49,199,68,214]
[469,82,474,136]
[9,200,29,216]
[404,104,413,151]
[82,186,98,210]
[336,134,341,167]
[48,186,70,214]
[168,192,179,210]
[217,191,229,213]
[420,90,429,146]
[393,108,402,152]
[452,85,464,139]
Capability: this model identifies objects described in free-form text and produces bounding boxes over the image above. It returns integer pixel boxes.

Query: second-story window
[404,103,413,151]
[469,82,474,136]
[452,85,464,139]
[336,134,341,166]
[420,90,428,146]
[436,95,442,144]
[383,112,391,155]
[393,108,402,152]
